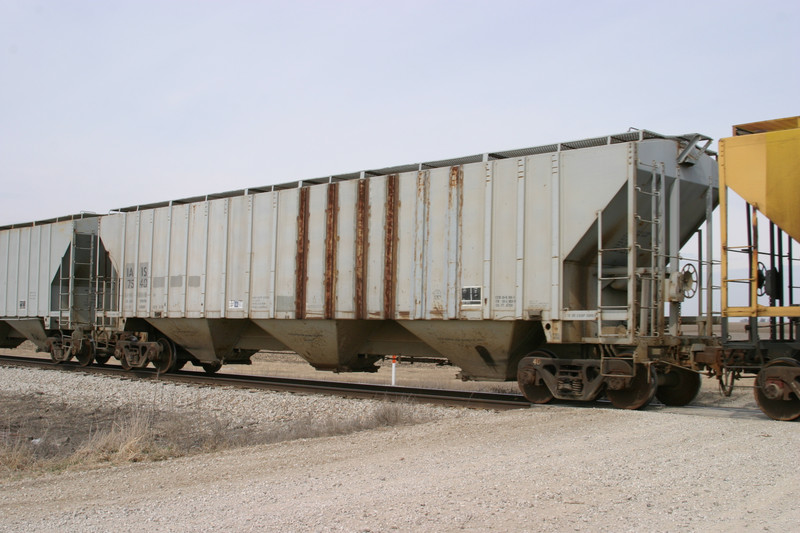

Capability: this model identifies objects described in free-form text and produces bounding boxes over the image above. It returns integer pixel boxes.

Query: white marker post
[391,355,397,386]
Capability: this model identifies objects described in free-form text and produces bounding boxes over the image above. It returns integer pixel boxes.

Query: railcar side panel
[458,163,485,321]
[305,184,328,319]
[202,198,225,318]
[394,171,416,319]
[121,212,137,316]
[0,231,7,316]
[522,153,554,318]
[274,189,299,318]
[0,221,73,320]
[34,225,47,317]
[185,203,208,318]
[150,207,169,317]
[167,204,189,317]
[489,158,521,320]
[559,143,631,259]
[4,229,20,316]
[225,195,253,320]
[365,175,388,319]
[424,166,451,320]
[249,192,276,319]
[137,210,154,317]
[335,179,358,319]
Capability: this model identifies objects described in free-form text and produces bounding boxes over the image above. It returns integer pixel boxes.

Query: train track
[0,354,768,419]
[0,354,529,411]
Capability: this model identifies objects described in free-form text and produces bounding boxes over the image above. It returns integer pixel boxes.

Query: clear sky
[1,0,797,227]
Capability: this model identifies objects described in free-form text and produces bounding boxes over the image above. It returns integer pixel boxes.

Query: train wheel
[75,342,94,367]
[120,353,133,371]
[656,367,702,406]
[201,361,222,375]
[517,351,554,404]
[153,338,177,373]
[95,354,111,365]
[606,364,657,410]
[754,358,800,421]
[174,359,187,371]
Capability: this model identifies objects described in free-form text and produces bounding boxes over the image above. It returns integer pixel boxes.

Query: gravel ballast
[0,365,470,433]
[1,364,798,532]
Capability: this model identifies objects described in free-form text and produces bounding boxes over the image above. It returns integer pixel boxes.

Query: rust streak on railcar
[295,187,310,319]
[448,165,464,319]
[324,183,339,319]
[383,174,399,319]
[355,179,369,320]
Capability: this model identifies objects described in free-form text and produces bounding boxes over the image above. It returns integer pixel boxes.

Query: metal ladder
[58,232,97,330]
[57,247,70,329]
[596,164,665,377]
[636,165,666,338]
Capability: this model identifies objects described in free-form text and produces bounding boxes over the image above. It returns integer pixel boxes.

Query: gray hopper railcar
[0,128,720,409]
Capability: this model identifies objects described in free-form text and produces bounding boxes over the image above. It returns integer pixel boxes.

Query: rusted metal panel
[325,182,339,319]
[295,186,309,319]
[446,166,463,319]
[383,174,398,319]
[413,170,430,318]
[354,179,367,319]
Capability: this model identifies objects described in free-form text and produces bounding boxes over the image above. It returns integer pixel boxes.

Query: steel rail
[0,354,528,410]
[0,354,768,419]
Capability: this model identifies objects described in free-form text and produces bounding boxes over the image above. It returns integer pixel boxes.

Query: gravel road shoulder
[1,364,797,532]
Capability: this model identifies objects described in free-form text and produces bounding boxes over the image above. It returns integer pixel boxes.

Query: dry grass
[270,400,425,443]
[0,438,36,472]
[0,392,430,480]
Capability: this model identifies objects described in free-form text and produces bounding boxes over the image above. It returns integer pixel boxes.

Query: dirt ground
[1,388,797,532]
[1,344,757,472]
[1,341,795,532]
